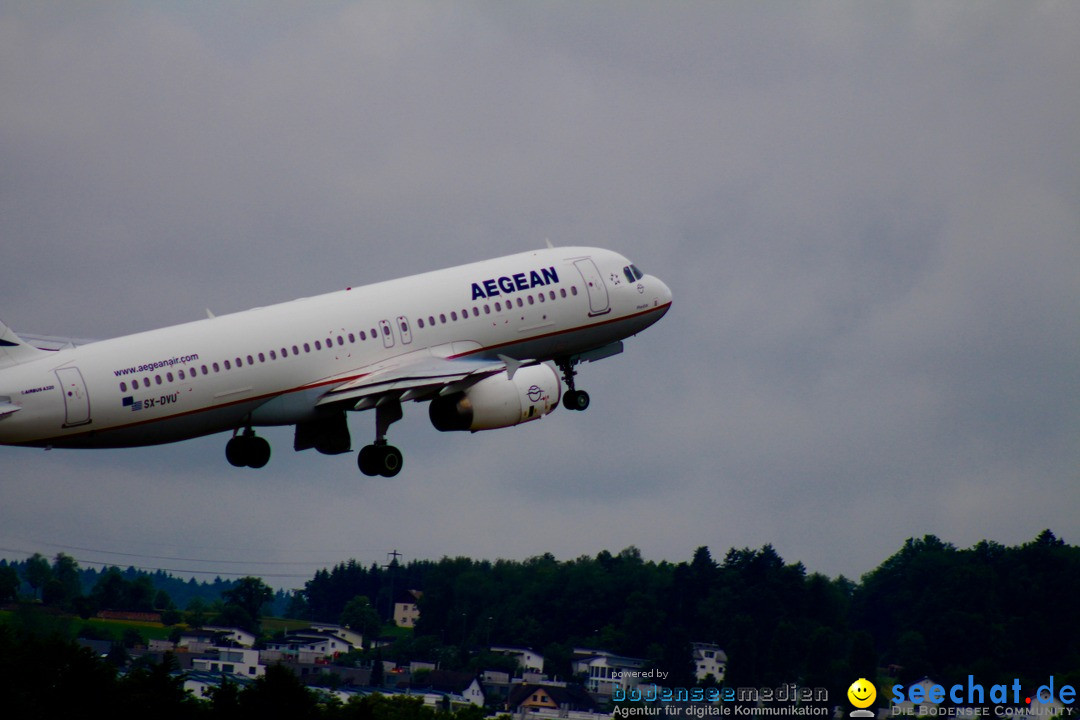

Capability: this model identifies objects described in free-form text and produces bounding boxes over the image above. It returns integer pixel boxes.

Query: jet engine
[429,363,561,432]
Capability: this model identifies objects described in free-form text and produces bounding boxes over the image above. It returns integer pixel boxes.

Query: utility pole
[383,549,402,623]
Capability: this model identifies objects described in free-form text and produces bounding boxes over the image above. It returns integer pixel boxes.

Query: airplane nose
[653,276,673,307]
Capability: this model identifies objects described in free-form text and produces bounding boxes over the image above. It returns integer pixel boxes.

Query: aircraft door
[378,320,395,349]
[55,367,92,427]
[396,316,413,345]
[573,258,611,316]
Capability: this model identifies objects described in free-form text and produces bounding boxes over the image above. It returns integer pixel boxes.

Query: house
[177,629,220,654]
[691,642,727,683]
[191,646,265,678]
[572,649,646,697]
[306,622,365,649]
[394,589,423,628]
[202,626,257,648]
[507,683,599,717]
[264,629,356,660]
[407,670,486,707]
[891,678,943,715]
[491,645,545,674]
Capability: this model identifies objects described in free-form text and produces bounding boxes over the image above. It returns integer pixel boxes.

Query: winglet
[0,319,49,368]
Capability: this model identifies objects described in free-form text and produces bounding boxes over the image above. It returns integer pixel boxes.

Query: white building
[307,622,365,649]
[192,646,265,678]
[572,649,646,696]
[265,630,356,660]
[202,626,258,648]
[691,642,727,683]
[394,589,423,628]
[490,645,545,674]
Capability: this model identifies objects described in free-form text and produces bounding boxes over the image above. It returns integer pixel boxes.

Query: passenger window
[440,313,446,324]
[517,298,524,307]
[348,333,355,343]
[484,304,490,314]
[418,318,425,328]
[178,370,185,380]
[528,295,535,305]
[213,362,220,372]
[167,372,174,382]
[314,341,322,350]
[428,316,435,326]
[495,302,502,312]
[560,288,567,298]
[451,311,458,321]
[258,353,265,362]
[359,331,366,341]
[236,357,243,367]
[247,355,254,364]
[472,307,479,317]
[225,360,232,370]
[571,286,578,296]
[201,365,208,374]
[155,375,162,385]
[269,350,276,360]
[122,381,129,391]
[549,290,556,300]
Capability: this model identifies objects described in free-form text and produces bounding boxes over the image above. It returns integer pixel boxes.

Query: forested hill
[0,560,292,617]
[291,530,1080,688]
[3,530,1078,689]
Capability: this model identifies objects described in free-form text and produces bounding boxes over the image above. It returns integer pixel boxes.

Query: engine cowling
[429,363,561,432]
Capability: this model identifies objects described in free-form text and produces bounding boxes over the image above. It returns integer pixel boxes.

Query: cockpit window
[630,264,644,280]
[623,266,635,283]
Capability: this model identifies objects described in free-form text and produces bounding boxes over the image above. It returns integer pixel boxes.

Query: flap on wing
[316,355,508,409]
[0,401,22,418]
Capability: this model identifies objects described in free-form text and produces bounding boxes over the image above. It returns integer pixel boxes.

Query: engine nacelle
[429,363,561,432]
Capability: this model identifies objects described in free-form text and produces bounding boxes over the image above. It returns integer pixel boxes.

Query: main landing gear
[226,427,271,468]
[357,398,404,477]
[557,357,590,412]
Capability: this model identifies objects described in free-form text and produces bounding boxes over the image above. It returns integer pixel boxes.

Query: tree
[239,663,320,719]
[0,565,19,602]
[186,596,208,628]
[24,553,51,600]
[340,595,382,649]
[222,576,273,632]
[52,553,82,607]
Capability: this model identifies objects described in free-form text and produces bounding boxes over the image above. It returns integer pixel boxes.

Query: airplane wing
[316,353,521,411]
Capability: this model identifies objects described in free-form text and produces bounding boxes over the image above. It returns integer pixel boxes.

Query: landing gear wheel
[226,436,247,467]
[226,432,271,468]
[247,437,271,468]
[358,443,403,477]
[563,389,590,411]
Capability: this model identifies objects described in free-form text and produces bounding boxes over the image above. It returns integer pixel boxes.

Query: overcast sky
[2,2,1078,592]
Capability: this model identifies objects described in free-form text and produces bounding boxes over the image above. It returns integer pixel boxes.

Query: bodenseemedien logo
[848,678,878,718]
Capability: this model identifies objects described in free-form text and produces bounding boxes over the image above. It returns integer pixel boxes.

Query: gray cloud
[2,2,1077,587]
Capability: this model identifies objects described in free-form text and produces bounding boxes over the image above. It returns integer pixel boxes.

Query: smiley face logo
[847,678,877,709]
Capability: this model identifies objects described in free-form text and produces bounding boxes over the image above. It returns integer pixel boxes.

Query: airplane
[0,245,671,476]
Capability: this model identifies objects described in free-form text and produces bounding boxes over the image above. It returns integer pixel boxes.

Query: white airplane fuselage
[0,246,670,473]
